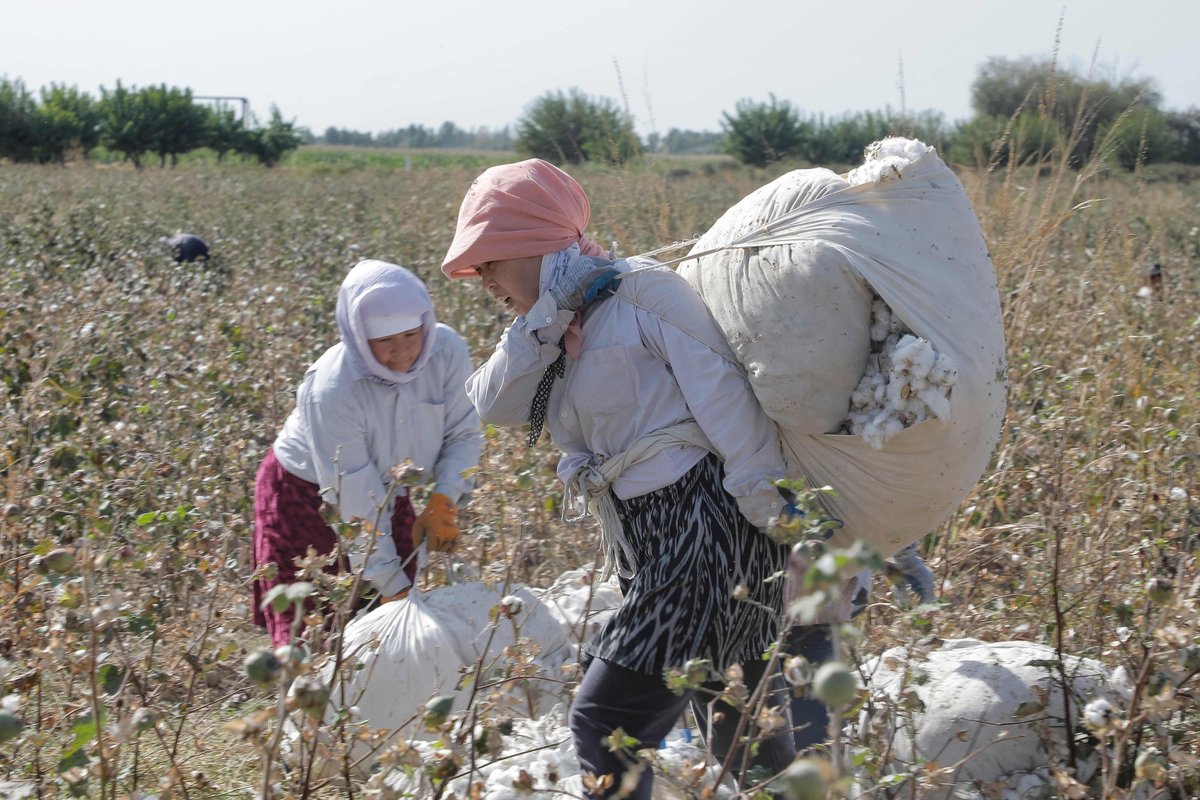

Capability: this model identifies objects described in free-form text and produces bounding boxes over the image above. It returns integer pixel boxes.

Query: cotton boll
[870,318,892,343]
[850,377,873,408]
[888,371,919,407]
[893,333,920,357]
[847,412,870,435]
[843,289,955,447]
[905,394,930,418]
[871,298,891,322]
[862,410,904,450]
[928,353,955,385]
[907,343,936,380]
[918,387,951,420]
[875,137,931,164]
[882,414,905,441]
[878,344,896,374]
[869,300,892,342]
[884,378,905,407]
[862,416,887,450]
[846,138,933,186]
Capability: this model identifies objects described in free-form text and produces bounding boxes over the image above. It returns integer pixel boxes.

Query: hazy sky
[6,0,1199,137]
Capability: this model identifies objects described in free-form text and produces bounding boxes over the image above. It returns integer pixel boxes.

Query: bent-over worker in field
[251,260,483,647]
[441,159,803,798]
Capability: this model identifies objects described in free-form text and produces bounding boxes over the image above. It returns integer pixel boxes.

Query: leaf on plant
[1013,700,1044,718]
[1025,659,1059,669]
[57,747,88,773]
[58,708,106,771]
[98,663,124,696]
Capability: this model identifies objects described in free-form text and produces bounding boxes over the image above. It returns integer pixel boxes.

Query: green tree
[515,88,640,165]
[661,128,723,155]
[1099,108,1176,170]
[238,106,302,167]
[721,95,810,167]
[0,76,38,162]
[803,110,893,164]
[947,112,1063,168]
[99,81,157,169]
[35,84,101,162]
[205,106,245,163]
[969,56,1162,164]
[141,84,209,167]
[1163,109,1200,165]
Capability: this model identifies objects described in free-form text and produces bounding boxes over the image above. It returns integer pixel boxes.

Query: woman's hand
[413,493,460,552]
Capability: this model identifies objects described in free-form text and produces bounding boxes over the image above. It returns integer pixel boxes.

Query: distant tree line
[516,59,1200,170]
[0,78,302,167]
[6,58,1200,172]
[320,122,513,151]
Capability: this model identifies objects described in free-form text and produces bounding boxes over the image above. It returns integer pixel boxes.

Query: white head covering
[335,260,436,386]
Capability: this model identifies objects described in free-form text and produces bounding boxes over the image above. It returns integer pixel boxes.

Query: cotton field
[0,149,1196,800]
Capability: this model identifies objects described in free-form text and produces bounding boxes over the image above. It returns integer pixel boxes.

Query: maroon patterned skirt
[252,448,416,646]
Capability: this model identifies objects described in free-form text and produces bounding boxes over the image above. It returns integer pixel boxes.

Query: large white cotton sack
[529,566,623,648]
[327,589,483,739]
[680,169,871,435]
[859,639,1129,798]
[681,141,1006,557]
[328,584,559,743]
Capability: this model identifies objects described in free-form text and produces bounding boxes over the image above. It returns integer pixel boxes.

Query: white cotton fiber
[843,294,956,449]
[846,137,934,186]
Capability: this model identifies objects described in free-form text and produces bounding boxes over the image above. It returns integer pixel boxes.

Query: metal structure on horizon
[194,95,250,123]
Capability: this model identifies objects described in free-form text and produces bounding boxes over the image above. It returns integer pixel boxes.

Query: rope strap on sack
[563,422,717,579]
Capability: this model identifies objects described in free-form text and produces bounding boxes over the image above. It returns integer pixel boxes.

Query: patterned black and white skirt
[582,453,790,676]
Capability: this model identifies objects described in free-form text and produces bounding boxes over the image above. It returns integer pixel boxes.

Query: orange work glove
[379,588,409,604]
[413,493,459,553]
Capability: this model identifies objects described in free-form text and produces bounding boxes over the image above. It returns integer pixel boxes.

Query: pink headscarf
[441,159,608,279]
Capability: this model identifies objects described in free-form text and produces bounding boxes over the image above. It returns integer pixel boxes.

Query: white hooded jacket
[273,260,483,596]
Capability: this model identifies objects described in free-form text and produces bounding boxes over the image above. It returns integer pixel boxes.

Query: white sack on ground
[324,571,620,761]
[680,139,1006,557]
[370,632,1124,799]
[530,566,624,646]
[381,703,727,800]
[859,638,1131,799]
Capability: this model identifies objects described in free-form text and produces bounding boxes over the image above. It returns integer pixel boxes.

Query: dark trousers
[570,658,794,799]
[782,624,836,753]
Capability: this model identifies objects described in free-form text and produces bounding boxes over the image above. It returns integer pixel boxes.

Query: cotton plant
[843,295,958,449]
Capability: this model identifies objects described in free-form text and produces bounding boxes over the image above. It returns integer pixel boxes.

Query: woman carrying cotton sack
[251,260,484,647]
[442,159,803,799]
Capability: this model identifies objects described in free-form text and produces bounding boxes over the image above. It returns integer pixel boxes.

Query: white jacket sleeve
[303,393,411,597]
[467,293,576,428]
[432,332,485,504]
[629,273,786,528]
